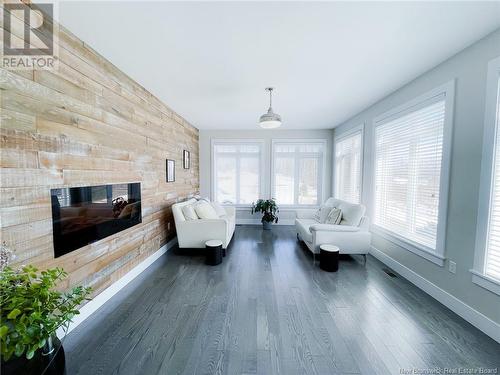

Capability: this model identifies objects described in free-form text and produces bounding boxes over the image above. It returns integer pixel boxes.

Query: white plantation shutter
[374,98,446,251]
[274,153,295,204]
[484,77,500,281]
[273,141,325,205]
[335,131,362,203]
[213,142,261,204]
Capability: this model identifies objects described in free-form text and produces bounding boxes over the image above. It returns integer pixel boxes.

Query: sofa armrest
[296,209,317,219]
[309,224,360,233]
[223,205,236,217]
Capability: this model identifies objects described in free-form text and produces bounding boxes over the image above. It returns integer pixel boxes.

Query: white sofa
[172,198,236,249]
[295,198,371,256]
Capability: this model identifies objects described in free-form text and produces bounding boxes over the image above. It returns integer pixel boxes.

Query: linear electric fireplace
[50,183,142,258]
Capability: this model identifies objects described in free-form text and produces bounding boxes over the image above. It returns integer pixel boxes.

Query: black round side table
[320,244,339,272]
[205,240,223,266]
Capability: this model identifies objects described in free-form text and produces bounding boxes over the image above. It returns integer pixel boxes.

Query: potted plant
[0,264,92,375]
[252,199,279,230]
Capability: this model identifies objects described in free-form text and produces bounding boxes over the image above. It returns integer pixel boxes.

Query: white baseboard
[236,219,295,225]
[58,237,178,338]
[370,245,500,344]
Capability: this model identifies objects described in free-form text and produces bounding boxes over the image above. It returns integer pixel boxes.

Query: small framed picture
[166,159,175,182]
[183,150,190,169]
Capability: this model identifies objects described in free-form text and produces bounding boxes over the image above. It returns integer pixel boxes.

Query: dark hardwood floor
[64,225,500,375]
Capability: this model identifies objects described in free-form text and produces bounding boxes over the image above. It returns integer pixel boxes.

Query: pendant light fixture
[259,87,282,129]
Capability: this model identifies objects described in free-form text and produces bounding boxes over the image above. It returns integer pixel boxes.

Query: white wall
[334,29,500,325]
[199,129,333,224]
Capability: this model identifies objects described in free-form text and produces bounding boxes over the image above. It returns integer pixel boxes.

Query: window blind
[374,99,446,251]
[335,131,362,203]
[213,143,261,204]
[273,142,324,205]
[485,77,500,281]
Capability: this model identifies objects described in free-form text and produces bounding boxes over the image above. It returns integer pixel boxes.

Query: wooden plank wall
[0,1,199,295]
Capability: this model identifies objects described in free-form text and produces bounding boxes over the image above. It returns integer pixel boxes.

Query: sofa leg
[363,254,367,265]
[297,233,300,241]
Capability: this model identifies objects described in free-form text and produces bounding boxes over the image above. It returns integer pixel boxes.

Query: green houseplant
[0,264,91,375]
[252,199,279,230]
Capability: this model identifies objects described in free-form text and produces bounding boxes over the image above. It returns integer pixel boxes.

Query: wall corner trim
[58,237,178,338]
[369,245,500,344]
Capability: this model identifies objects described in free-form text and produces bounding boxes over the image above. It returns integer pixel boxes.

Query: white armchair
[172,199,236,249]
[295,198,371,256]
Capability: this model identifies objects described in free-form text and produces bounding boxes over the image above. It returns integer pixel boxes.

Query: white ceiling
[58,1,500,130]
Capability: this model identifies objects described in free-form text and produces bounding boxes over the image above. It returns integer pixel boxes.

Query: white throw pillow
[194,201,218,219]
[211,202,226,217]
[313,205,332,223]
[325,207,342,225]
[337,201,366,226]
[182,204,199,220]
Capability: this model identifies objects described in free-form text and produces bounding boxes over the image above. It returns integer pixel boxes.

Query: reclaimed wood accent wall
[0,2,199,295]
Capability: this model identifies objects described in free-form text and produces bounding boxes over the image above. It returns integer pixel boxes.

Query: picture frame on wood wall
[183,150,190,169]
[166,159,175,182]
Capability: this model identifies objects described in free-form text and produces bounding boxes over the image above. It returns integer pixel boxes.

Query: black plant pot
[1,337,66,375]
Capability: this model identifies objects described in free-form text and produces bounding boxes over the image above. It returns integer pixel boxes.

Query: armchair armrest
[309,224,360,233]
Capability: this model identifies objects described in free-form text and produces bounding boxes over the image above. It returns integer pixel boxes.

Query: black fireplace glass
[50,183,142,258]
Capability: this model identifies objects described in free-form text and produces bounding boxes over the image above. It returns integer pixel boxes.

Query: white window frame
[370,80,455,267]
[471,56,500,296]
[211,138,266,207]
[271,139,327,208]
[334,123,364,204]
